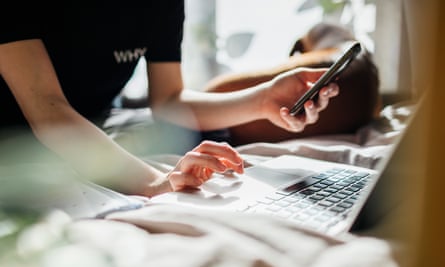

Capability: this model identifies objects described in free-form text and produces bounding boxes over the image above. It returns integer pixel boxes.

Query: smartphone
[289,41,362,116]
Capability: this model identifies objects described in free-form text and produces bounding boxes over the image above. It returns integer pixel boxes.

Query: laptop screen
[350,95,427,234]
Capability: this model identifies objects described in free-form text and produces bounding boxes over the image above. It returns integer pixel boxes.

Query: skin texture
[0,37,338,197]
[204,23,381,145]
[147,62,338,132]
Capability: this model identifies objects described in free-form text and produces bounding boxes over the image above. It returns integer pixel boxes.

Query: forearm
[148,61,339,134]
[153,82,269,131]
[204,69,280,93]
[30,101,172,197]
[0,40,172,197]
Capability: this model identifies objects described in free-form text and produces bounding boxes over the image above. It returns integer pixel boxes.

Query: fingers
[303,100,319,124]
[316,83,339,111]
[168,171,204,191]
[304,83,339,123]
[279,107,306,132]
[193,141,244,173]
[168,140,244,191]
[178,150,228,175]
[168,152,224,192]
[279,83,339,132]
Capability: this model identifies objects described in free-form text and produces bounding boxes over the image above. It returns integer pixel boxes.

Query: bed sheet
[236,102,413,170]
[3,103,413,267]
[11,206,398,267]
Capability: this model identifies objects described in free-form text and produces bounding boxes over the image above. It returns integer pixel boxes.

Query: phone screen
[289,41,362,116]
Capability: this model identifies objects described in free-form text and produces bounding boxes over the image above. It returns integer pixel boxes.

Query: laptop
[50,95,420,238]
[149,98,422,237]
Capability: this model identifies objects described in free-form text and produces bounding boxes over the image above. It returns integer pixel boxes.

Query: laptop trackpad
[244,165,316,188]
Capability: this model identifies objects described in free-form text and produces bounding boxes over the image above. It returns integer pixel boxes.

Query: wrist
[116,159,173,198]
[148,174,173,196]
[254,80,273,120]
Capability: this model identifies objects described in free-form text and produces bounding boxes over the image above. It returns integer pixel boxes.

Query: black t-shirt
[0,1,184,127]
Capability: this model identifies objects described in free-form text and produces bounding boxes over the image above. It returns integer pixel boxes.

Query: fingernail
[218,164,227,172]
[307,102,314,109]
[323,88,331,96]
[236,165,244,174]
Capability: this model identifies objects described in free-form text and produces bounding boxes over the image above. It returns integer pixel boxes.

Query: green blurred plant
[318,0,347,13]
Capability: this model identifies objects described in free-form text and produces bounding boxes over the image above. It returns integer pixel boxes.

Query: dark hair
[289,22,356,55]
[291,22,381,125]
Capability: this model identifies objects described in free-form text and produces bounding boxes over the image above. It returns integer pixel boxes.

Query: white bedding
[236,103,413,170]
[13,206,397,267]
[3,103,413,267]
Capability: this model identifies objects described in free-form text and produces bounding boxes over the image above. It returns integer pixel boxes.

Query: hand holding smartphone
[289,41,362,116]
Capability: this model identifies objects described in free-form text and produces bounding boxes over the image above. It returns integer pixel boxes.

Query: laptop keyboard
[238,168,371,233]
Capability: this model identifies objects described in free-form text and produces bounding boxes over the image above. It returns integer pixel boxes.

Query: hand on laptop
[260,68,339,132]
[167,141,244,191]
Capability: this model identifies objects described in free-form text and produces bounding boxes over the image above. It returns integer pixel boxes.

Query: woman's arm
[0,39,243,196]
[147,62,338,133]
[0,39,171,196]
[202,48,381,145]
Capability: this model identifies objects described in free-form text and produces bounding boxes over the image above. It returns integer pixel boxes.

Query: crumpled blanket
[103,102,414,170]
[235,102,414,169]
[14,206,398,267]
[6,103,413,267]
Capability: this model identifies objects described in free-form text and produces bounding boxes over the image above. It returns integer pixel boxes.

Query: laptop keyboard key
[244,168,372,234]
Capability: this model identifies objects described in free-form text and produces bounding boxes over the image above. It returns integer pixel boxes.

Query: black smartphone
[289,41,362,116]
